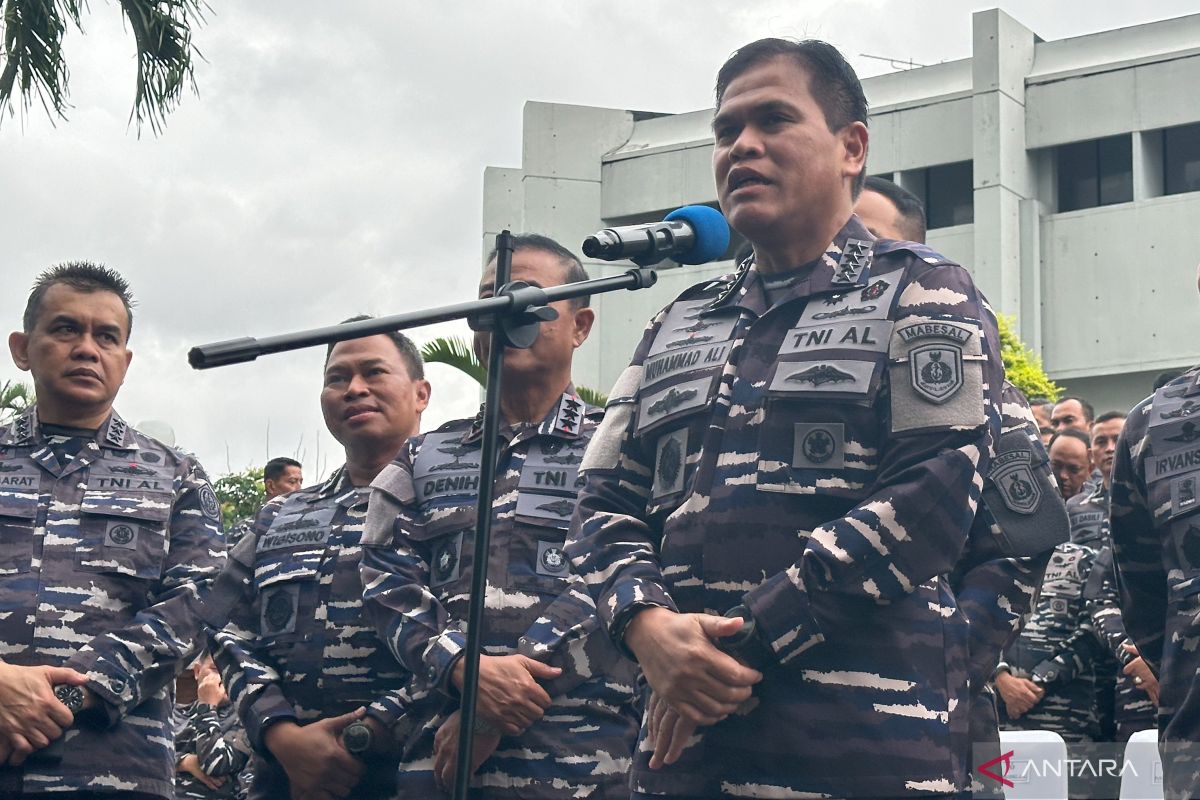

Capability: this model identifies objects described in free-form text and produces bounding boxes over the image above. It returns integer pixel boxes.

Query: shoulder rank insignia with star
[554,394,583,435]
[832,238,872,286]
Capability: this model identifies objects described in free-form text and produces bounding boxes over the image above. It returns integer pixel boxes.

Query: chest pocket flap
[0,468,40,575]
[78,467,174,580]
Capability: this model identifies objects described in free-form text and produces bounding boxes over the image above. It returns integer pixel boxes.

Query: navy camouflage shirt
[361,391,640,799]
[0,408,225,798]
[566,216,1007,797]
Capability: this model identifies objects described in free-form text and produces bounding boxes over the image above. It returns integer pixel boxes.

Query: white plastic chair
[1120,729,1164,800]
[996,729,1070,800]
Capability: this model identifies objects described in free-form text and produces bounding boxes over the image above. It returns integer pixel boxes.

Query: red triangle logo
[978,750,1015,788]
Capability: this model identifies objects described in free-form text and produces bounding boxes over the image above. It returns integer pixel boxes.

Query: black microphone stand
[189,232,660,800]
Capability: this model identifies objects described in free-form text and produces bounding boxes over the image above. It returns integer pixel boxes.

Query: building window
[1056,135,1132,212]
[924,161,973,228]
[1164,123,1200,196]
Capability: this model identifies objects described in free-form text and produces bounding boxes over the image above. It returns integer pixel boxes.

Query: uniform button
[428,666,437,681]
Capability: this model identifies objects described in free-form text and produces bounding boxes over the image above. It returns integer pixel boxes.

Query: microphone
[582,205,730,267]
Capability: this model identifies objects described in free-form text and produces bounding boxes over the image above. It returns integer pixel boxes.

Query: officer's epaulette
[872,238,956,266]
[1151,367,1200,406]
[432,416,474,435]
[128,428,188,467]
[677,272,738,302]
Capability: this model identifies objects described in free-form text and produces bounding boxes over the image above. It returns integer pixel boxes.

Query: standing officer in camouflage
[1069,412,1159,742]
[994,535,1107,797]
[567,39,1011,798]
[1110,266,1200,798]
[0,262,225,799]
[360,235,640,799]
[211,320,431,800]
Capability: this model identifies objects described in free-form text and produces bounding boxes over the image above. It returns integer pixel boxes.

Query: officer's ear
[838,121,868,190]
[8,331,31,372]
[570,305,595,349]
[413,379,432,414]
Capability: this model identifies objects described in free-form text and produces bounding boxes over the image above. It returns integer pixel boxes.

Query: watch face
[54,684,85,713]
[342,722,372,754]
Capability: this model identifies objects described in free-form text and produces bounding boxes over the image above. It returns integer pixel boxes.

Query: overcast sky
[1,0,1194,483]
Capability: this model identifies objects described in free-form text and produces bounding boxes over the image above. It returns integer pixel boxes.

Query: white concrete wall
[1039,193,1200,379]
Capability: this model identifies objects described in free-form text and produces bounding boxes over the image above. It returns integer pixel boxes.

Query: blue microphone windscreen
[664,205,730,265]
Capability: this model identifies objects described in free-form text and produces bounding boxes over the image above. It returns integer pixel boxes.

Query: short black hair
[863,176,926,243]
[485,233,591,309]
[264,457,302,482]
[714,38,869,196]
[1054,395,1095,424]
[324,315,425,380]
[1050,428,1092,450]
[1094,411,1127,426]
[24,262,135,336]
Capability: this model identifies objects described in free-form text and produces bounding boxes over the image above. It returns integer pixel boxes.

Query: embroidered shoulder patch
[888,317,985,433]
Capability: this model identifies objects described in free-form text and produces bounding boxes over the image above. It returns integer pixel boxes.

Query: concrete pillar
[1133,130,1164,201]
[971,9,1039,341]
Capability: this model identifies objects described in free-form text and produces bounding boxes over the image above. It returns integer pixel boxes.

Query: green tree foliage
[0,379,33,425]
[421,336,486,387]
[212,467,264,531]
[575,385,608,407]
[997,314,1061,402]
[0,0,205,133]
[421,336,609,406]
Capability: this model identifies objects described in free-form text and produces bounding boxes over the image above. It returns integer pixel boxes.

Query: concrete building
[483,8,1200,413]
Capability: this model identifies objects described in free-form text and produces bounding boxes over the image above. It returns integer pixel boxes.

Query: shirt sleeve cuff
[743,569,825,666]
[424,630,467,696]
[64,650,133,724]
[244,685,298,752]
[605,578,679,657]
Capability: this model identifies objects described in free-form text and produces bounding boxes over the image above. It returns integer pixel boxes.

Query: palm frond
[0,379,33,424]
[421,336,486,388]
[0,0,202,132]
[575,385,608,408]
[0,0,82,122]
[117,0,204,135]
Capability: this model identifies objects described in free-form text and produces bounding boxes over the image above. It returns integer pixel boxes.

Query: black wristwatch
[54,684,85,714]
[341,720,374,757]
[716,604,770,669]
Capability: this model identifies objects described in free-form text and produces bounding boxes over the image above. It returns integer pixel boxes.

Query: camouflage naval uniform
[0,408,225,799]
[210,466,415,800]
[959,382,1068,797]
[996,540,1105,741]
[1110,368,1200,798]
[1070,484,1158,742]
[172,699,253,799]
[360,391,641,799]
[566,217,1008,798]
